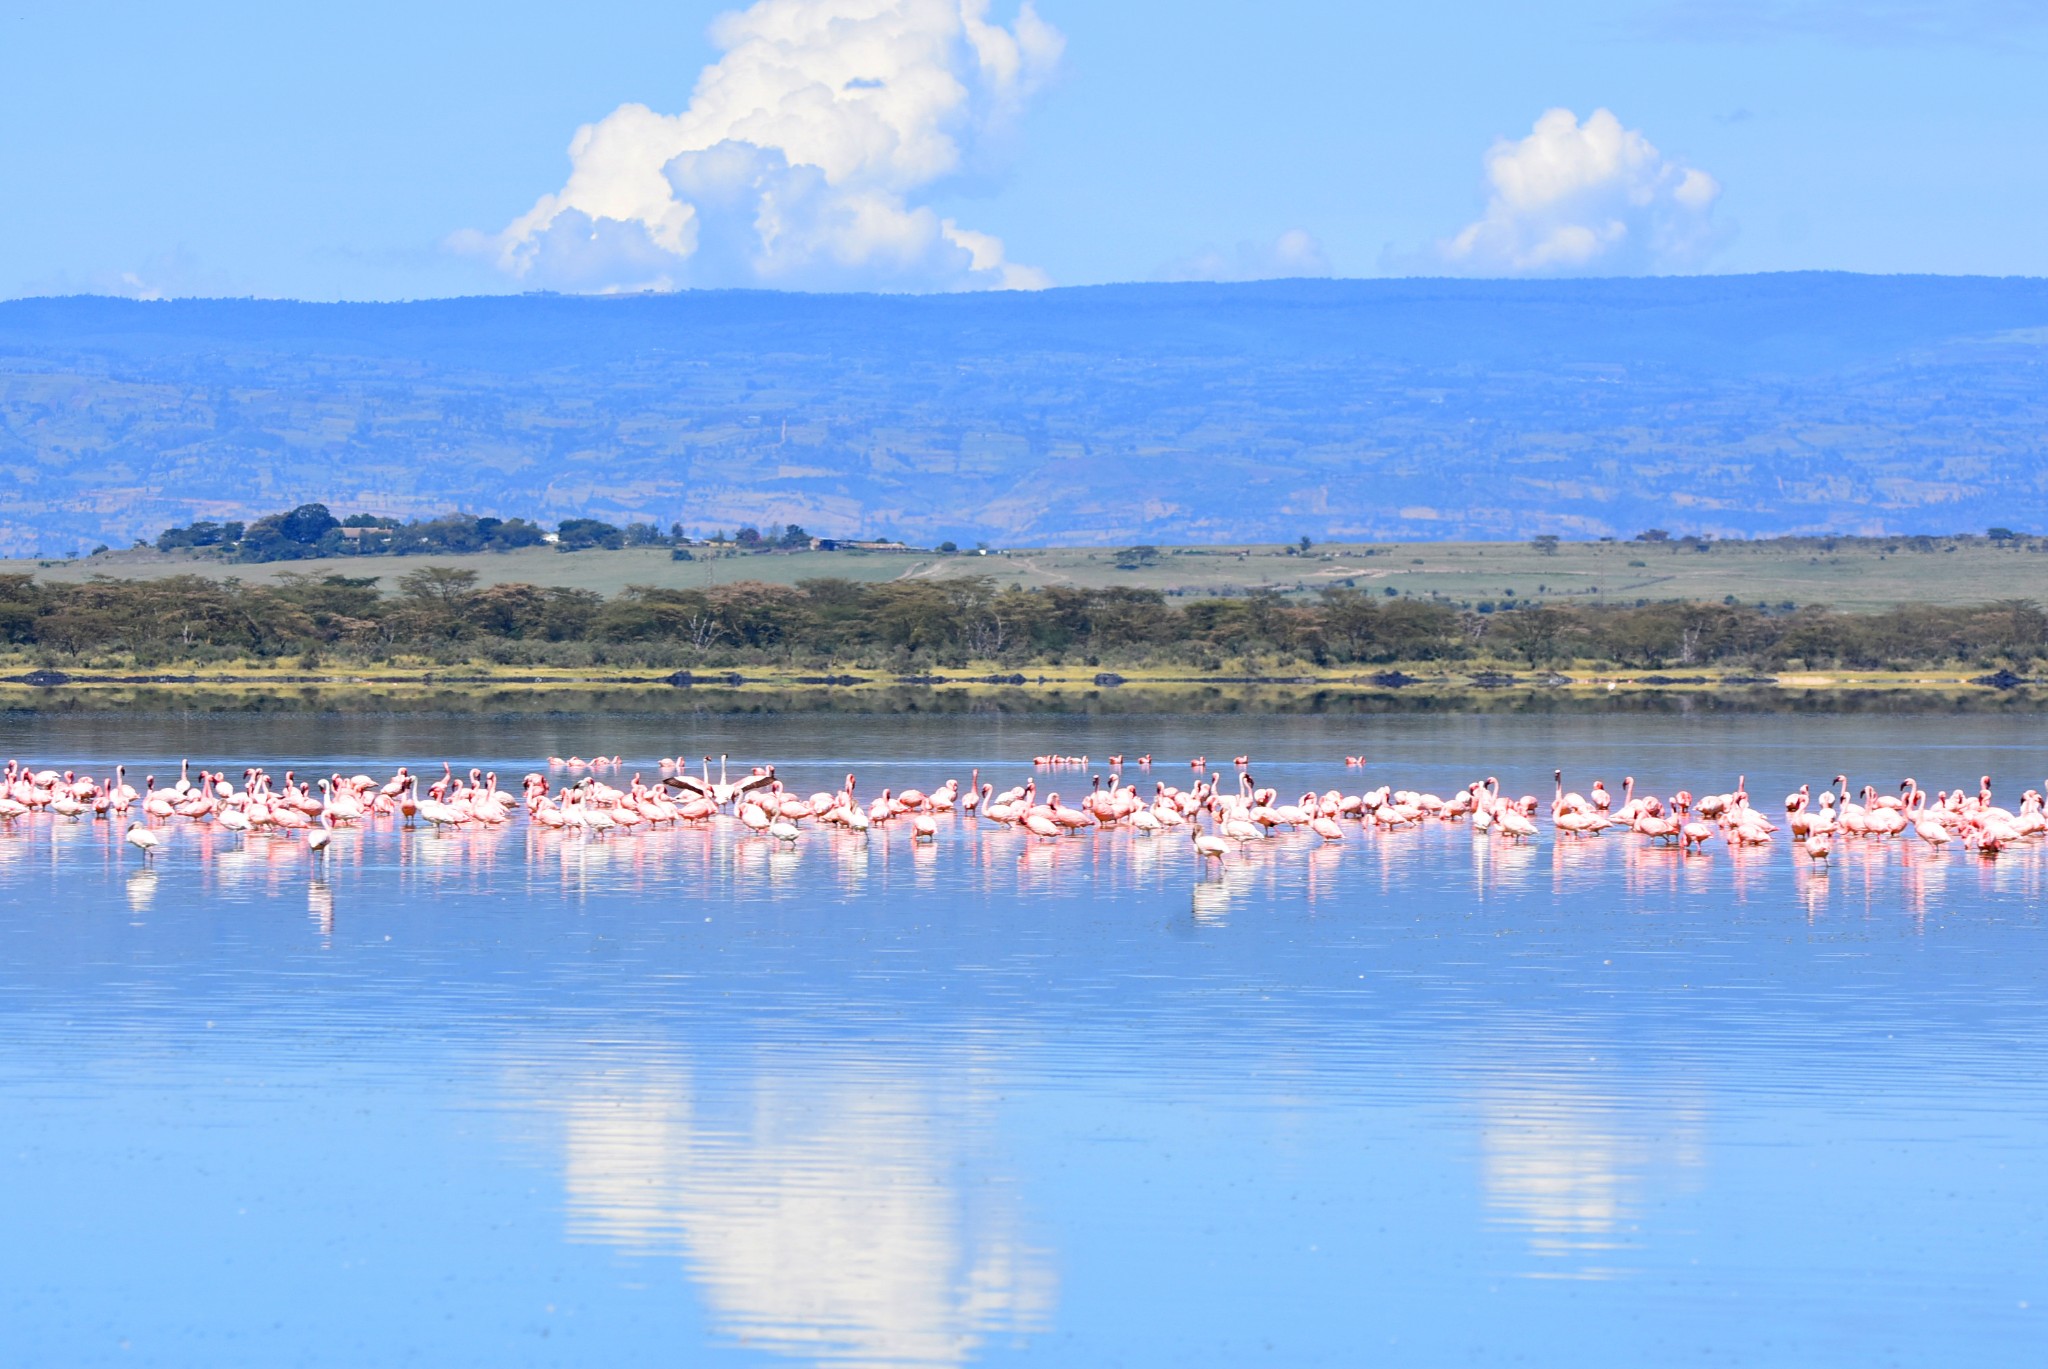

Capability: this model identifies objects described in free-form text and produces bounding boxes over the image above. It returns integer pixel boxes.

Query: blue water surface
[1,709,2045,1367]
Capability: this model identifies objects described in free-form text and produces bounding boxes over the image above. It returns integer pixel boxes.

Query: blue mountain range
[2,273,2045,556]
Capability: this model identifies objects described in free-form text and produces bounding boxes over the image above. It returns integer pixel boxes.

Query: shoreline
[2,663,2038,693]
[3,666,2043,716]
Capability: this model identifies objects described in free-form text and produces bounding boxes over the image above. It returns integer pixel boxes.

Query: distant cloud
[22,247,245,301]
[457,0,1061,293]
[1647,0,2048,44]
[1435,108,1726,275]
[1156,230,1333,283]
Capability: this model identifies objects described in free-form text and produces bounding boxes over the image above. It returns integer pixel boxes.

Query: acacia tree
[395,566,480,639]
[1499,605,1572,667]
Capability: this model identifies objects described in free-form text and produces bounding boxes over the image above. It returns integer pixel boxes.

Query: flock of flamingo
[2,753,2043,869]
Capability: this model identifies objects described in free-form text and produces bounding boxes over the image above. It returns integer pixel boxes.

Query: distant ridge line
[2,274,2046,556]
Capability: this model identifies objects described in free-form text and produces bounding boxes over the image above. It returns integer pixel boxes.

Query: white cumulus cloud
[1156,229,1333,283]
[1438,108,1725,275]
[459,0,1062,293]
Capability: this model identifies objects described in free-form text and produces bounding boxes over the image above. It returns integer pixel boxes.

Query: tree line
[151,503,826,563]
[144,505,2041,569]
[3,570,2045,674]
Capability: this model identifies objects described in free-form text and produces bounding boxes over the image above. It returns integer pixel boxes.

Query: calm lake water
[2,709,2046,1367]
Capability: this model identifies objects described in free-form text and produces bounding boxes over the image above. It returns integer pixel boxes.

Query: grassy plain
[14,535,2046,612]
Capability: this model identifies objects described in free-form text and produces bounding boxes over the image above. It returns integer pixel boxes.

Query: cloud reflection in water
[1476,1066,1704,1281]
[535,1053,1055,1367]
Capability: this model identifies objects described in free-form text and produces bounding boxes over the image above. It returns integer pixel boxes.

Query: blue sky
[5,0,2046,299]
